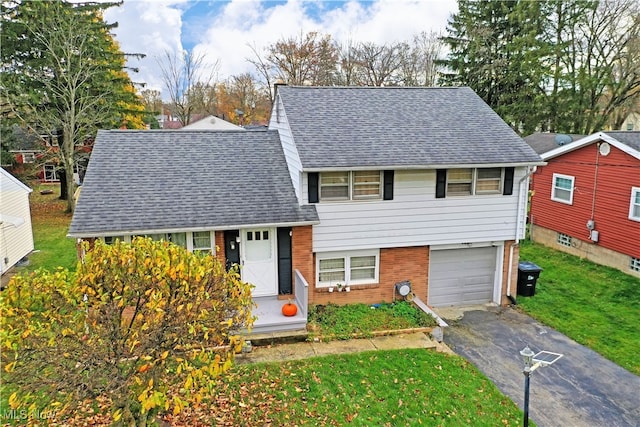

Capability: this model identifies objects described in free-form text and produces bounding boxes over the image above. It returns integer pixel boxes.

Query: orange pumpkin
[282,300,298,317]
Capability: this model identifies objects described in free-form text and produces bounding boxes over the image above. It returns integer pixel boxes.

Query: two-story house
[527,131,640,277]
[69,86,543,333]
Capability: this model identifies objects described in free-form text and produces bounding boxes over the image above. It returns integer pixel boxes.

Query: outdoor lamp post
[520,346,535,427]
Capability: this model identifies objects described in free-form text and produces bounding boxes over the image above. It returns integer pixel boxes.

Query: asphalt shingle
[276,86,543,169]
[68,130,318,237]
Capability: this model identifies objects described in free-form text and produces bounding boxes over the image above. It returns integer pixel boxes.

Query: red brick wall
[309,246,429,306]
[214,231,225,263]
[291,225,314,296]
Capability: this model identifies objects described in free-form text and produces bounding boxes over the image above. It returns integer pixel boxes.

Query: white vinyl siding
[316,250,379,287]
[629,187,640,221]
[268,95,303,201]
[306,168,526,252]
[552,173,574,204]
[0,170,34,274]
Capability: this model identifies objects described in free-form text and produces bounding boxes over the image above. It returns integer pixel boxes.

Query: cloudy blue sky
[104,0,458,94]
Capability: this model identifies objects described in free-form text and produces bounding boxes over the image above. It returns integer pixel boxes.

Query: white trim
[551,173,575,205]
[305,161,545,172]
[629,187,640,222]
[316,249,380,287]
[542,132,640,161]
[67,220,320,238]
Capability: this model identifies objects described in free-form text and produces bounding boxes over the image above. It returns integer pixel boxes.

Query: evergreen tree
[0,0,146,211]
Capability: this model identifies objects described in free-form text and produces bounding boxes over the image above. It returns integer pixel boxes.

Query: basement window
[557,233,572,247]
[631,257,640,273]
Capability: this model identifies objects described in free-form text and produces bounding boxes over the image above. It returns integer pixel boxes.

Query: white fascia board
[67,220,321,238]
[304,162,546,172]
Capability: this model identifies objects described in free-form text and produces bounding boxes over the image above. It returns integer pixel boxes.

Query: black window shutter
[308,172,319,203]
[383,170,394,200]
[503,167,515,195]
[436,169,446,198]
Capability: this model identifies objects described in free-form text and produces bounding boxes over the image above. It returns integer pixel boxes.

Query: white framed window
[475,168,503,194]
[192,231,213,254]
[447,168,473,195]
[316,249,379,287]
[319,171,382,201]
[552,173,575,204]
[557,233,572,247]
[352,171,382,199]
[22,152,36,163]
[629,187,640,221]
[630,257,640,273]
[146,232,187,248]
[446,168,504,196]
[43,164,58,181]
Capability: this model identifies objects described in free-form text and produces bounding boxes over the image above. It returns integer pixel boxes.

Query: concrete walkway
[439,305,640,427]
[235,331,453,365]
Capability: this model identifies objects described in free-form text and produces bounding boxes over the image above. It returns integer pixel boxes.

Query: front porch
[247,270,310,335]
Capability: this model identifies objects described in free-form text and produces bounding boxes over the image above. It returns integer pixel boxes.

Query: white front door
[242,228,277,297]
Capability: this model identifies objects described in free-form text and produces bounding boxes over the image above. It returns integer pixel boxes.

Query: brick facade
[308,246,429,306]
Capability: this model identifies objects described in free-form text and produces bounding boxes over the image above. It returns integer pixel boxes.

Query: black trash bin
[517,261,543,297]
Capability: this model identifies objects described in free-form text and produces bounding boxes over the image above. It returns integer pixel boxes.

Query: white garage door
[428,246,497,307]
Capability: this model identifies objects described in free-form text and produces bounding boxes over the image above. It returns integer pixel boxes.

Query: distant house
[0,168,34,276]
[181,115,243,130]
[70,86,544,333]
[526,131,640,277]
[8,126,90,184]
[620,112,640,131]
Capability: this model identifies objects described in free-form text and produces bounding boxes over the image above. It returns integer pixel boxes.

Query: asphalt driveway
[439,306,640,427]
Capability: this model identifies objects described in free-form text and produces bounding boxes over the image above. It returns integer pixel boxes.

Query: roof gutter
[67,219,321,239]
[304,161,546,172]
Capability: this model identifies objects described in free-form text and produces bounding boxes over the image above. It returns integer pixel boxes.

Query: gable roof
[275,86,543,169]
[540,131,640,161]
[181,115,243,130]
[1,167,32,193]
[68,130,318,237]
[523,132,586,155]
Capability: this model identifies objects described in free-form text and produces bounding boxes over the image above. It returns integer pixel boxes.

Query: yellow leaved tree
[0,237,254,426]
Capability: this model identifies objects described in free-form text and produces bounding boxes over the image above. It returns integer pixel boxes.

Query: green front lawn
[19,183,77,274]
[167,348,527,426]
[518,240,640,375]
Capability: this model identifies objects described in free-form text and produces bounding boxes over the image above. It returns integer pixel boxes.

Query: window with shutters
[438,168,508,197]
[318,171,382,201]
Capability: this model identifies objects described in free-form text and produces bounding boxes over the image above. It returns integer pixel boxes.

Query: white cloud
[105,0,457,95]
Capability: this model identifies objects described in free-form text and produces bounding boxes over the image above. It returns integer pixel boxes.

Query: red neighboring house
[526,131,640,277]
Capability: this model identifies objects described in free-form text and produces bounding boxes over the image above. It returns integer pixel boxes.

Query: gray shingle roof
[603,131,640,152]
[69,130,318,237]
[276,86,543,169]
[523,133,586,155]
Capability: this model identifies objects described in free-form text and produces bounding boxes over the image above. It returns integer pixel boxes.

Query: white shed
[0,168,34,275]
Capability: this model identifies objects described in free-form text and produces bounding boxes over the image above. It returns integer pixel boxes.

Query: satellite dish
[554,134,573,146]
[599,142,611,156]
